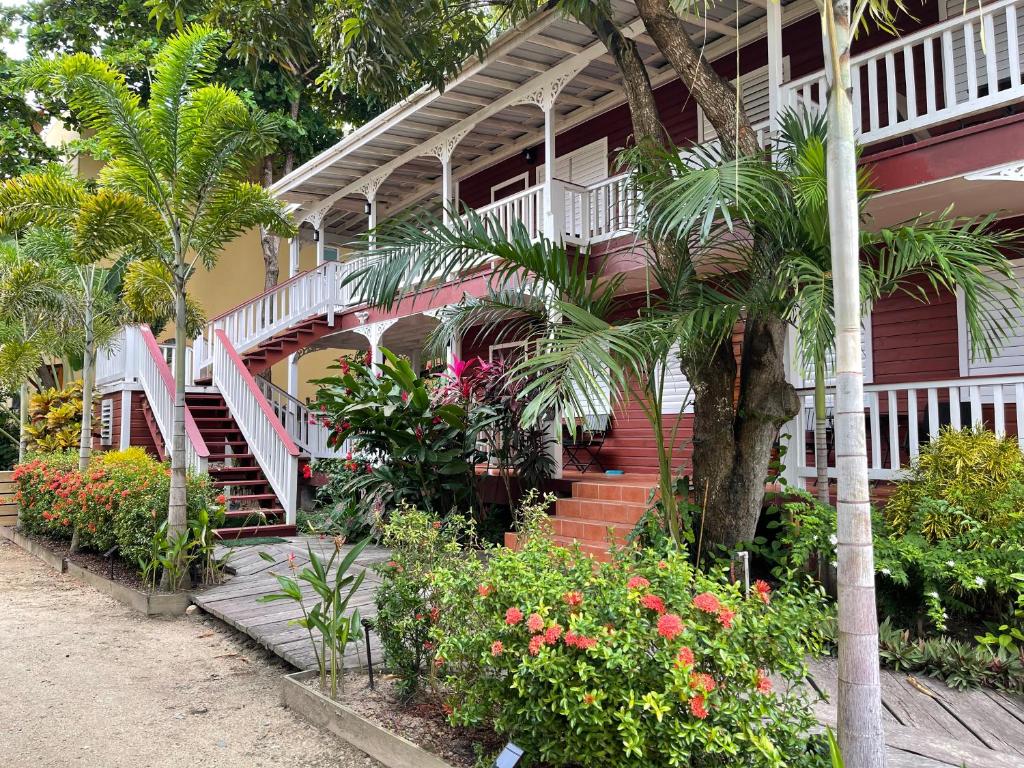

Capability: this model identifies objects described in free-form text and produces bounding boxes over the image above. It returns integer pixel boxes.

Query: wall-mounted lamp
[312,228,320,242]
[522,147,537,165]
[364,200,373,216]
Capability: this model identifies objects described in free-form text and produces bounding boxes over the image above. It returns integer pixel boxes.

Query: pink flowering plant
[313,349,495,516]
[428,495,832,767]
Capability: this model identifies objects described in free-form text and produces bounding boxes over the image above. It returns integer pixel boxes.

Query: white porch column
[315,221,326,265]
[542,103,558,240]
[287,235,301,399]
[118,389,132,450]
[426,131,469,227]
[766,0,784,139]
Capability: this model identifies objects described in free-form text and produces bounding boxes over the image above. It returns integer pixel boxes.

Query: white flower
[946,560,955,567]
[880,568,891,576]
[974,576,986,587]
[928,591,939,599]
[829,534,838,546]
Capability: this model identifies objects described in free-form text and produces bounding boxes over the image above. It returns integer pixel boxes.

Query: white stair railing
[135,325,209,475]
[782,0,1024,145]
[254,376,346,459]
[780,373,1024,487]
[212,329,300,523]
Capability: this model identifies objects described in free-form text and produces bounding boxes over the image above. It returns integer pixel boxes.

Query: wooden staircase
[505,476,657,560]
[186,391,296,539]
[240,315,339,375]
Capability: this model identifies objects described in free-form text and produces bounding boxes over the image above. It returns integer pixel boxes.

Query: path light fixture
[103,544,119,580]
[361,616,375,689]
[493,742,524,768]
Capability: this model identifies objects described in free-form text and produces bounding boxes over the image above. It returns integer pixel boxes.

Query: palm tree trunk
[261,157,281,291]
[18,381,28,463]
[168,264,189,540]
[824,1,885,764]
[815,355,830,505]
[71,278,96,553]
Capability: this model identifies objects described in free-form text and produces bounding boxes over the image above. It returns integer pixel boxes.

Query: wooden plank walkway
[807,657,1024,767]
[190,537,392,671]
[192,542,1024,766]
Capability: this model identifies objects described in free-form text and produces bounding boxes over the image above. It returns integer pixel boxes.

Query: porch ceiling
[272,0,813,241]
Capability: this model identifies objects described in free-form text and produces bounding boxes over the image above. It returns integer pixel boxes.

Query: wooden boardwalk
[807,657,1024,767]
[190,537,392,671]
[191,541,1024,766]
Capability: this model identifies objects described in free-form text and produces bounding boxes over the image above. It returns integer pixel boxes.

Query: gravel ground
[0,538,382,768]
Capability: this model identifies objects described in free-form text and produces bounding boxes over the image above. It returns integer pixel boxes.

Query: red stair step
[214,524,296,540]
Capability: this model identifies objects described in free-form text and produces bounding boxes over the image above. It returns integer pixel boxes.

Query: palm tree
[17,25,296,542]
[776,112,1023,505]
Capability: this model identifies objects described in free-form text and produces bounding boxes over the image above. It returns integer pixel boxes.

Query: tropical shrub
[24,382,83,452]
[373,505,474,696]
[12,448,219,565]
[305,453,379,538]
[314,350,490,516]
[429,502,832,767]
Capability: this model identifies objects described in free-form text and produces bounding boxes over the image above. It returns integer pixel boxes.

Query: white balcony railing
[212,329,300,522]
[477,184,544,240]
[255,376,346,459]
[782,0,1024,145]
[781,374,1024,485]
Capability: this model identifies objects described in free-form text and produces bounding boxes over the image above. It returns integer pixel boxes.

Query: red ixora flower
[543,623,563,645]
[689,694,709,720]
[528,635,545,656]
[563,590,583,607]
[504,607,523,625]
[693,592,721,614]
[627,575,651,590]
[490,640,504,657]
[583,693,596,706]
[690,672,716,693]
[717,608,736,629]
[432,520,441,529]
[675,646,695,669]
[756,669,773,694]
[215,493,226,505]
[526,613,544,633]
[657,613,684,641]
[301,464,313,479]
[477,583,493,597]
[640,593,666,615]
[564,631,597,650]
[753,579,772,605]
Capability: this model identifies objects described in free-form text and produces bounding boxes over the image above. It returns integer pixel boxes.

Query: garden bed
[282,670,503,768]
[0,526,191,617]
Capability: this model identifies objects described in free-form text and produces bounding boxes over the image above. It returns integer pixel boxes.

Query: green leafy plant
[373,505,475,697]
[305,453,379,538]
[313,350,491,517]
[428,503,833,767]
[24,382,83,453]
[258,536,371,698]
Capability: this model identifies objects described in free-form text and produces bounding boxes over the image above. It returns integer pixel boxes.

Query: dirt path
[0,539,382,768]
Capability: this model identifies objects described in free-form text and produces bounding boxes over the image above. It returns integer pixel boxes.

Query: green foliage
[887,426,1024,535]
[428,497,832,767]
[24,382,83,453]
[304,454,378,539]
[258,536,372,698]
[313,350,489,516]
[373,505,474,697]
[138,506,227,591]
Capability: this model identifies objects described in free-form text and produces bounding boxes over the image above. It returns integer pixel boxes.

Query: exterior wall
[870,280,961,385]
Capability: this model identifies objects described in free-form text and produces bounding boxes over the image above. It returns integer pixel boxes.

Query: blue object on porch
[605,469,624,475]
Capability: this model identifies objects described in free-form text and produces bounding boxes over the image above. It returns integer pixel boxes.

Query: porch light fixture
[312,228,320,242]
[364,200,373,215]
[522,147,536,165]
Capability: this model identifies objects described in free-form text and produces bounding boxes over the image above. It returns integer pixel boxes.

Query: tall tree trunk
[633,0,760,158]
[824,1,885,764]
[260,157,281,291]
[18,381,28,463]
[168,261,189,540]
[71,276,96,553]
[815,355,830,504]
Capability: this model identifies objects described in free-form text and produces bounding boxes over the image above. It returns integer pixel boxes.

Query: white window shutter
[962,261,1024,376]
[536,137,608,185]
[661,343,695,415]
[699,59,790,141]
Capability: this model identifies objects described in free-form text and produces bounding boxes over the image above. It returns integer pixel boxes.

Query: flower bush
[373,505,473,696]
[313,350,490,516]
[428,500,832,767]
[12,448,220,565]
[303,453,379,538]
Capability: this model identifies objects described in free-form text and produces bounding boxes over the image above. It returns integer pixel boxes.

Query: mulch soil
[22,531,146,590]
[315,671,506,768]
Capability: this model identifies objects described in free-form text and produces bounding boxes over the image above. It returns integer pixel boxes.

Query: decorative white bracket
[516,63,587,111]
[351,317,398,348]
[357,171,391,202]
[965,162,1024,182]
[424,128,473,164]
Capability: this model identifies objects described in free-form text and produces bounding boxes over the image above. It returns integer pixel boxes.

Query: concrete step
[549,516,630,545]
[214,523,295,540]
[555,497,647,525]
[571,479,657,504]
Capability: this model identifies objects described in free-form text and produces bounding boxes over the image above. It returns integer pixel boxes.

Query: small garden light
[361,616,375,689]
[492,742,524,768]
[103,544,119,580]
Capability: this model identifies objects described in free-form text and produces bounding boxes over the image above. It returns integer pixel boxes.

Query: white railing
[477,184,544,240]
[212,329,300,523]
[196,260,342,372]
[563,173,638,242]
[158,343,194,386]
[95,327,132,387]
[255,376,346,459]
[782,0,1024,145]
[781,374,1024,484]
[135,325,209,475]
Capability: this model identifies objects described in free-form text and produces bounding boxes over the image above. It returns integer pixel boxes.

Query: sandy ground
[0,539,382,768]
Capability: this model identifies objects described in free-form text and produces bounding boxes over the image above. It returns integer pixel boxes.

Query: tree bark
[71,275,96,554]
[168,264,189,539]
[18,381,28,463]
[260,157,281,291]
[633,0,761,157]
[824,1,886,764]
